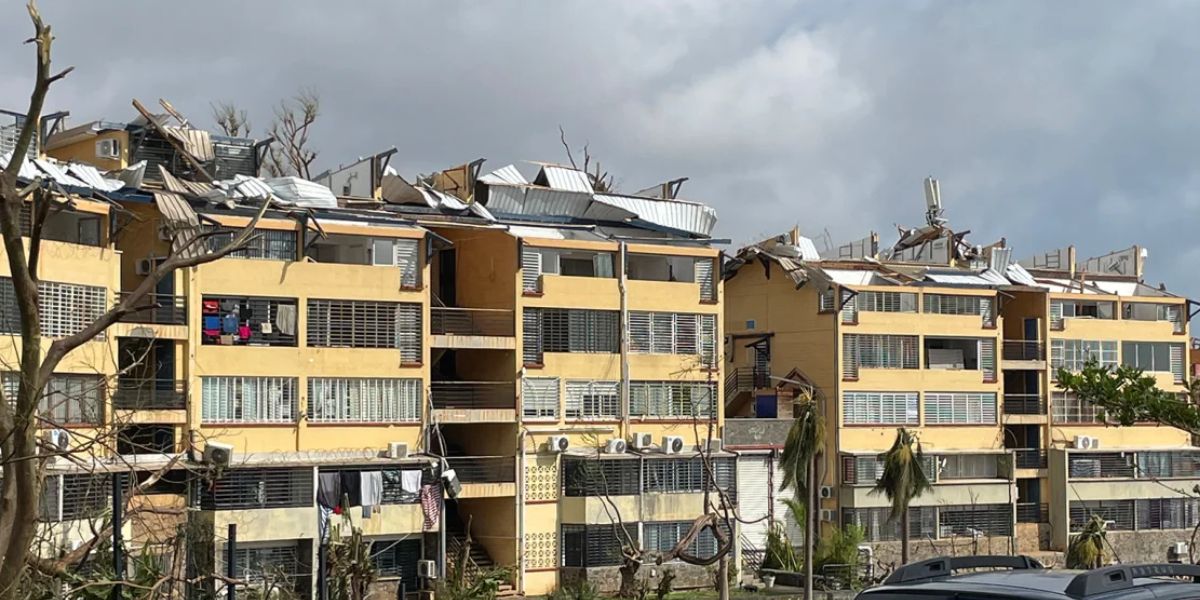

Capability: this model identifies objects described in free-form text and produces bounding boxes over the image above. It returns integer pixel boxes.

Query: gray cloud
[4,1,1198,296]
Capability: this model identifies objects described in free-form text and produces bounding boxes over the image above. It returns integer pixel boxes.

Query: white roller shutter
[737,454,772,561]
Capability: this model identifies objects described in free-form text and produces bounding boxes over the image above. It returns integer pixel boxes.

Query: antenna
[923,176,945,227]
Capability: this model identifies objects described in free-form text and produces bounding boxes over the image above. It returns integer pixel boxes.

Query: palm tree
[1066,515,1109,569]
[871,428,932,564]
[779,389,825,599]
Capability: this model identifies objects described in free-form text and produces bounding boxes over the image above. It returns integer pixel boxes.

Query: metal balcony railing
[430,381,515,410]
[723,367,769,401]
[1016,502,1048,524]
[1002,340,1044,361]
[430,307,514,337]
[1013,448,1047,470]
[1003,393,1047,415]
[117,293,187,325]
[444,456,516,484]
[112,378,187,410]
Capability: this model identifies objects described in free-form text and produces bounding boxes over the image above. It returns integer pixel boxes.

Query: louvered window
[202,295,297,347]
[371,539,422,580]
[818,288,835,313]
[0,278,108,340]
[856,291,917,313]
[521,247,542,293]
[203,225,297,261]
[201,376,297,423]
[1135,498,1200,531]
[224,542,308,591]
[306,378,421,423]
[1050,300,1064,330]
[643,520,731,560]
[842,454,936,486]
[523,308,618,358]
[843,334,918,371]
[561,523,638,567]
[840,291,858,324]
[629,311,715,359]
[629,381,715,417]
[938,504,1013,537]
[980,338,996,382]
[1138,451,1200,479]
[1051,339,1117,372]
[643,457,736,495]
[1069,500,1134,531]
[2,372,104,425]
[306,300,422,362]
[565,380,619,419]
[843,507,937,542]
[393,238,420,289]
[842,392,918,425]
[695,258,716,301]
[562,457,641,496]
[923,392,997,425]
[939,454,1000,479]
[522,377,559,420]
[923,293,994,326]
[201,468,313,509]
[1069,453,1134,478]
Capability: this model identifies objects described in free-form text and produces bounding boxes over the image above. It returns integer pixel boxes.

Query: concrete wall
[561,562,715,595]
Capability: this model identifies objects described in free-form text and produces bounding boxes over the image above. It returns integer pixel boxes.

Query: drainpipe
[517,428,527,595]
[619,242,630,436]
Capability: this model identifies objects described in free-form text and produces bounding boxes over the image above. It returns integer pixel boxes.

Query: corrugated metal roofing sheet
[479,164,527,186]
[822,269,878,286]
[592,193,717,237]
[538,165,593,193]
[1005,263,1038,287]
[486,184,636,222]
[795,237,820,261]
[162,126,214,161]
[66,163,123,192]
[506,224,608,242]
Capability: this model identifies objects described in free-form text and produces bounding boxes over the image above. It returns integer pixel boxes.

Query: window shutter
[842,335,860,379]
[841,292,858,324]
[1171,344,1185,383]
[694,259,715,302]
[979,297,994,327]
[522,308,543,364]
[651,313,674,353]
[521,248,542,293]
[980,338,996,382]
[628,312,651,353]
[675,314,698,355]
[395,304,422,363]
[818,289,834,312]
[1050,301,1064,329]
[699,314,717,367]
[522,377,559,420]
[394,239,420,288]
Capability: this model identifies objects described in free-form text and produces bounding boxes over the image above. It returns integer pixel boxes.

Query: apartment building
[724,222,1194,568]
[31,110,727,597]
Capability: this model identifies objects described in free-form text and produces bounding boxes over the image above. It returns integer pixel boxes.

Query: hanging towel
[317,472,342,509]
[400,470,422,495]
[276,304,297,336]
[238,325,251,340]
[221,314,239,334]
[202,328,220,338]
[203,315,221,330]
[318,505,333,542]
[202,299,220,313]
[361,470,383,506]
[420,483,442,531]
[340,470,362,507]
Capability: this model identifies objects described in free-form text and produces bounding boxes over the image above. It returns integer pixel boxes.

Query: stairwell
[446,512,517,597]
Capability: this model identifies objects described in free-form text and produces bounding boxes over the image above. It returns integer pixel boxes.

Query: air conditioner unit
[707,438,723,453]
[416,559,438,580]
[819,509,836,522]
[95,138,120,159]
[661,436,685,455]
[603,438,627,454]
[1091,437,1102,450]
[135,258,155,276]
[631,432,654,450]
[202,441,234,467]
[548,435,570,453]
[442,468,462,499]
[386,442,408,459]
[1074,435,1094,450]
[819,485,834,499]
[1170,542,1189,556]
[43,429,70,452]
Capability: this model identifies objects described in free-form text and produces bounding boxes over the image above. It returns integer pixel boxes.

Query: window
[1068,453,1134,478]
[1052,300,1115,327]
[843,507,936,542]
[201,295,297,347]
[201,376,297,424]
[1124,302,1184,333]
[939,454,1000,479]
[629,312,718,362]
[201,468,313,510]
[842,454,936,486]
[842,392,918,425]
[307,300,421,362]
[1051,339,1117,372]
[562,523,638,567]
[1051,392,1104,424]
[1139,451,1200,479]
[2,372,104,425]
[695,258,716,302]
[117,425,175,455]
[924,293,994,326]
[629,381,715,418]
[307,378,421,423]
[562,457,640,496]
[522,247,615,292]
[643,456,736,495]
[0,278,108,339]
[18,204,103,246]
[1122,341,1185,382]
[40,474,111,521]
[203,225,297,261]
[817,289,835,313]
[370,539,422,580]
[1069,500,1133,531]
[522,308,619,364]
[1136,498,1200,531]
[225,542,308,591]
[938,504,1013,537]
[643,520,730,560]
[625,254,701,283]
[522,377,559,420]
[565,380,619,420]
[923,392,997,425]
[854,291,917,313]
[842,334,918,378]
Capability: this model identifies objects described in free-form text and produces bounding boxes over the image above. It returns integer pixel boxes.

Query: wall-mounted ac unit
[819,485,834,499]
[707,438,723,453]
[95,138,120,159]
[1074,435,1100,450]
[416,559,438,579]
[135,258,155,276]
[202,441,234,467]
[603,438,627,454]
[819,509,836,522]
[43,429,70,453]
[631,432,654,450]
[661,436,684,455]
[548,435,570,453]
[386,442,408,459]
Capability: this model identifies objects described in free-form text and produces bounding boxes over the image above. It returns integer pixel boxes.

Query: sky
[2,1,1199,297]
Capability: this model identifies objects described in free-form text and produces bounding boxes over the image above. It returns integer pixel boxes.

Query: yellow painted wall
[46,129,129,171]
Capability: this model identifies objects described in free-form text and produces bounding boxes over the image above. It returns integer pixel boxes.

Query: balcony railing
[1014,448,1047,470]
[430,307,514,337]
[1002,340,1044,361]
[1003,394,1046,415]
[430,381,515,410]
[112,378,187,410]
[117,293,187,325]
[724,367,769,401]
[445,456,516,483]
[1016,502,1048,524]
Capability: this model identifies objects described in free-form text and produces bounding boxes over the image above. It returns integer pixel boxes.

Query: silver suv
[855,556,1200,600]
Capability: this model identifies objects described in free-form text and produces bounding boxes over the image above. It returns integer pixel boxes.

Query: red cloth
[420,483,442,531]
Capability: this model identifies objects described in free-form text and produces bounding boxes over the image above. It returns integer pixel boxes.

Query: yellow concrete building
[37,117,728,598]
[724,224,1196,568]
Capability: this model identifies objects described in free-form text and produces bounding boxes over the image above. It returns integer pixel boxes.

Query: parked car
[855,555,1200,600]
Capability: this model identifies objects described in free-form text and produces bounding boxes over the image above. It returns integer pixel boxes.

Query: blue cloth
[221,314,239,334]
[203,315,220,330]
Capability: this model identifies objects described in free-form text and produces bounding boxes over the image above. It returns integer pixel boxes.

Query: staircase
[446,515,517,597]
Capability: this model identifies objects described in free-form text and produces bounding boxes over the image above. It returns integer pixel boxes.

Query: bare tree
[265,89,321,179]
[558,126,615,193]
[210,101,251,137]
[0,4,269,597]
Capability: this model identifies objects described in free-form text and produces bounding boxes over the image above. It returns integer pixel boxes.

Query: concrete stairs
[446,523,517,597]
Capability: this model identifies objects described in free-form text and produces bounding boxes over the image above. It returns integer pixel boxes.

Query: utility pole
[227,523,238,600]
[111,475,124,600]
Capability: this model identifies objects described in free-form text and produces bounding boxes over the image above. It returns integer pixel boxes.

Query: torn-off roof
[478,164,527,186]
[533,163,593,193]
[592,193,717,237]
[486,184,636,223]
[0,152,127,194]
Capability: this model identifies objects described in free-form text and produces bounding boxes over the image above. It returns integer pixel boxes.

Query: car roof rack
[1065,564,1200,598]
[884,555,1045,585]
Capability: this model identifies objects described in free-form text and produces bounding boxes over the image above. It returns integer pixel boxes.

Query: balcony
[1003,394,1046,416]
[1016,502,1048,524]
[1001,340,1045,370]
[112,378,187,411]
[724,418,793,449]
[430,308,515,350]
[430,381,517,423]
[444,456,516,498]
[117,293,188,325]
[1014,449,1047,470]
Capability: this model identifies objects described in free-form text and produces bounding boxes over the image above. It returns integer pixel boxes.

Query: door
[438,248,457,306]
[152,257,174,296]
[1023,317,1040,341]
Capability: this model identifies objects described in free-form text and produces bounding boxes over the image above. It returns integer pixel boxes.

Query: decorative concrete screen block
[525,459,560,502]
[525,531,558,570]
